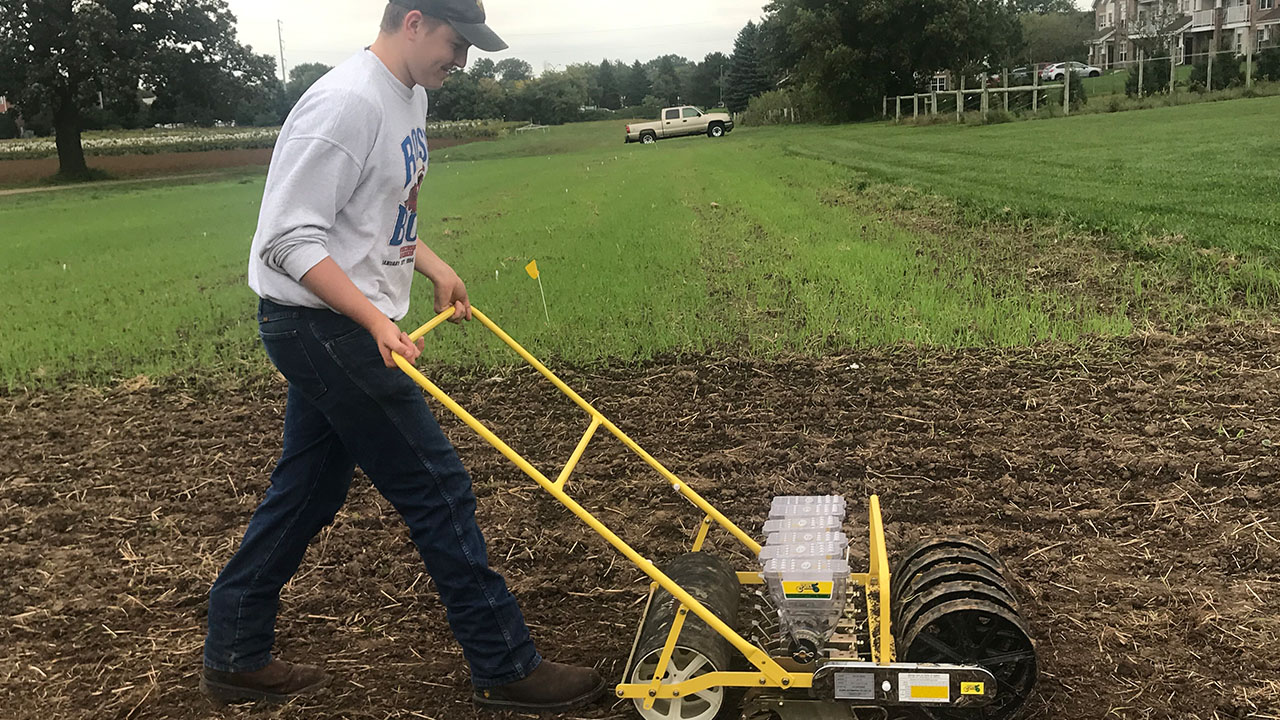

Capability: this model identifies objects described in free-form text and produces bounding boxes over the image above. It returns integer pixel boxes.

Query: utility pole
[278,20,289,85]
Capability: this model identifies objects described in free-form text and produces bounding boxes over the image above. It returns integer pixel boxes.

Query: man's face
[405,13,471,90]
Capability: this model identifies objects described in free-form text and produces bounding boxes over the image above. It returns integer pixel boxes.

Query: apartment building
[1091,0,1279,67]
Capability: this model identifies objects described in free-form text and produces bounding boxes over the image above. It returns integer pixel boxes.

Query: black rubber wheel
[708,123,725,138]
[641,132,657,144]
[898,599,1037,720]
[1089,71,1101,77]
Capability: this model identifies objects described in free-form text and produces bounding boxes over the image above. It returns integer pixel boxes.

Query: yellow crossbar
[556,416,601,490]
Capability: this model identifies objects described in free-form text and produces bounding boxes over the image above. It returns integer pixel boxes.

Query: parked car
[625,106,734,144]
[1040,62,1102,81]
[989,66,1035,85]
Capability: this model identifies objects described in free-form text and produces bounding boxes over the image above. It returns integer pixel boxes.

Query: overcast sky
[224,0,774,79]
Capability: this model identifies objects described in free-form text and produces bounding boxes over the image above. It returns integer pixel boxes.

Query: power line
[504,19,746,39]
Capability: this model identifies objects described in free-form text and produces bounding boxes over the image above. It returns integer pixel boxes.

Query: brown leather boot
[200,659,331,704]
[473,660,606,713]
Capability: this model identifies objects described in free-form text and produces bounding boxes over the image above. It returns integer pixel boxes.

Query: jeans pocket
[260,330,328,400]
[324,327,418,401]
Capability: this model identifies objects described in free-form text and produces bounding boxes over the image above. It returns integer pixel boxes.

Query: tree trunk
[54,90,88,178]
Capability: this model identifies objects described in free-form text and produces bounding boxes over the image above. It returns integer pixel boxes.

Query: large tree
[685,52,730,109]
[1,0,277,177]
[597,60,621,109]
[760,0,1024,120]
[1020,11,1093,63]
[623,60,652,107]
[726,21,770,112]
[495,58,533,85]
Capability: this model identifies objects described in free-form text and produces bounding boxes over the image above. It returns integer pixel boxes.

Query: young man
[201,1,605,713]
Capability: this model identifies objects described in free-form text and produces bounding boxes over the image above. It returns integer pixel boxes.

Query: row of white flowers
[0,128,281,155]
[0,120,505,156]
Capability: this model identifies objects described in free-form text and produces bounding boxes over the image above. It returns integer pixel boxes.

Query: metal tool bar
[393,307,791,685]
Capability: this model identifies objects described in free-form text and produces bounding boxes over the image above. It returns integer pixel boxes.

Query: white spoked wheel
[631,647,723,720]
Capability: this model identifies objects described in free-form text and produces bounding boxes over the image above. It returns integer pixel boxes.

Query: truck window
[682,107,701,118]
[664,109,680,120]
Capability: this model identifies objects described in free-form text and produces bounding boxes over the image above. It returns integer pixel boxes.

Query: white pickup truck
[624,106,734,144]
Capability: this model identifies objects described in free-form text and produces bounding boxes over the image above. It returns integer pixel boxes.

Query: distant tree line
[425,54,731,124]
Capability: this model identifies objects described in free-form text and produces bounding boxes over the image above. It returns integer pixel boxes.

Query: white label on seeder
[898,672,950,703]
[833,672,875,700]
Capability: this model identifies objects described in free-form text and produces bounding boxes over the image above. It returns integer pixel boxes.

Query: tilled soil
[2,326,1278,720]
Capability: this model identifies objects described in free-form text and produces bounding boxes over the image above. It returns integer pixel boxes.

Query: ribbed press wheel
[630,647,723,720]
[898,600,1037,720]
[892,538,1037,720]
[891,537,1006,602]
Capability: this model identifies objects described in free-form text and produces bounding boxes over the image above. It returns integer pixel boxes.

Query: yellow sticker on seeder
[782,581,833,599]
[961,682,985,695]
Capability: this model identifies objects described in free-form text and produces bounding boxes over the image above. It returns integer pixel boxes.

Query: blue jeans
[204,298,540,687]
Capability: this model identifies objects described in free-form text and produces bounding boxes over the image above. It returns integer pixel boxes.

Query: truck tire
[641,131,657,144]
[708,123,725,138]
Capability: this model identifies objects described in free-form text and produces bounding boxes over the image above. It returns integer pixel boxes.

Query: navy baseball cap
[390,0,508,52]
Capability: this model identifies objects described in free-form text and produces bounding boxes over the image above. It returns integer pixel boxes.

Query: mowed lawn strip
[776,96,1280,305]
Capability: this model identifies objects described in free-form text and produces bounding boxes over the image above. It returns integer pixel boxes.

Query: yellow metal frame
[394,307,895,701]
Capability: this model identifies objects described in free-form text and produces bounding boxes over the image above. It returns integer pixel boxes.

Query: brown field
[0,137,482,186]
[2,326,1278,720]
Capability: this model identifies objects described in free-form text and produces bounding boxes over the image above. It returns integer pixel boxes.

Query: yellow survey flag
[525,260,539,279]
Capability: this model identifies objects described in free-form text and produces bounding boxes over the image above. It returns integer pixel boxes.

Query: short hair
[380,3,445,34]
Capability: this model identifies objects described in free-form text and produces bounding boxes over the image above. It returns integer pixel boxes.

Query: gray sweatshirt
[248,50,431,322]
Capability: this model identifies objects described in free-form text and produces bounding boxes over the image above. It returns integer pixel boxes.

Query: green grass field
[1080,66,1196,97]
[2,97,1277,388]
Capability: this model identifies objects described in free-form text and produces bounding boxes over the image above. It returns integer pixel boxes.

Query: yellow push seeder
[396,308,1038,720]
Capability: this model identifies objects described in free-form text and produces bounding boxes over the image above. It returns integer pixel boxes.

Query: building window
[1120,45,1128,62]
[1108,11,1113,23]
[1261,0,1274,10]
[930,75,947,93]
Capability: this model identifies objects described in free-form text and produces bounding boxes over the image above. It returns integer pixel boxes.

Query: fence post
[1247,38,1253,88]
[895,96,901,122]
[957,75,964,121]
[1033,64,1039,113]
[931,91,938,115]
[913,93,919,118]
[883,96,887,118]
[1137,48,1144,98]
[1208,49,1214,91]
[1003,68,1009,112]
[1170,40,1177,94]
[1063,63,1071,115]
[981,73,989,119]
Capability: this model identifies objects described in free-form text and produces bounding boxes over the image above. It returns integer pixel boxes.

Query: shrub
[1125,56,1173,96]
[1067,71,1088,108]
[740,88,824,125]
[1257,47,1280,82]
[0,110,17,140]
[1190,52,1244,90]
